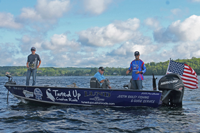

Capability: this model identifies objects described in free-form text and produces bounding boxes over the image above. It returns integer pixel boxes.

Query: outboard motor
[90,77,100,88]
[158,73,184,107]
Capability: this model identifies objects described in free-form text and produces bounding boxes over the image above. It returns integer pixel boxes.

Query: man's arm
[100,79,105,83]
[135,71,143,74]
[37,60,41,68]
[126,70,130,75]
[142,63,146,74]
[126,62,133,75]
[37,55,41,68]
[26,56,29,68]
[26,62,29,68]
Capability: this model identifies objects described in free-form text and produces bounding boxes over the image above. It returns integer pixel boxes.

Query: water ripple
[1,76,200,132]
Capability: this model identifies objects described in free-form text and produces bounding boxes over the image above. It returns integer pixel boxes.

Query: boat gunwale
[4,84,162,93]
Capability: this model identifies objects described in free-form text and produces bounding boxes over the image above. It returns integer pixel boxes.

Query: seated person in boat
[94,67,111,89]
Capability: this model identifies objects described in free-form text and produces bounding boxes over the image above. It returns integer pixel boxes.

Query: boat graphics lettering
[160,79,178,85]
[81,91,114,104]
[46,89,81,103]
[117,91,161,105]
[84,91,111,97]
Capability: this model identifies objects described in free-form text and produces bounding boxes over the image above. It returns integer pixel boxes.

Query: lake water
[1,75,200,133]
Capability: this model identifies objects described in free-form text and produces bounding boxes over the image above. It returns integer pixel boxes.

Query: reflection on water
[0,76,200,132]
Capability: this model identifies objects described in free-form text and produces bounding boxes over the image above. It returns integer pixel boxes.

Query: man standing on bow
[94,67,111,89]
[126,51,146,90]
[26,47,41,86]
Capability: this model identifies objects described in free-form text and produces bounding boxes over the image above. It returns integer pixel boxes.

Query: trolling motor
[5,73,16,85]
[158,73,184,107]
[5,73,16,104]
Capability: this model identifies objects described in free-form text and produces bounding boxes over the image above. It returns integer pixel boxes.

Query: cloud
[0,43,26,66]
[0,12,22,29]
[42,34,80,54]
[147,41,200,62]
[171,8,182,16]
[19,0,70,23]
[82,0,113,15]
[144,18,161,30]
[78,18,140,47]
[173,42,200,58]
[154,15,200,43]
[8,32,200,68]
[16,33,82,67]
[17,35,44,55]
[188,0,200,2]
[106,39,158,66]
[168,8,189,20]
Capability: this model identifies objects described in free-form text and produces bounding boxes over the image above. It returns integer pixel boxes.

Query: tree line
[1,57,200,76]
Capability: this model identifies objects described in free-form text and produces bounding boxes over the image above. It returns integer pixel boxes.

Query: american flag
[166,60,198,89]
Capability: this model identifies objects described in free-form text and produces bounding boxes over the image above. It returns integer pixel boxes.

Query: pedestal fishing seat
[90,77,101,88]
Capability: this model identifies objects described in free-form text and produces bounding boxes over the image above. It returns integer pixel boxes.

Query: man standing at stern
[94,67,111,89]
[26,47,41,86]
[126,51,146,90]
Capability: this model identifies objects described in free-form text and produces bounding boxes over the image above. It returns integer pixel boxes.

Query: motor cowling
[158,73,184,107]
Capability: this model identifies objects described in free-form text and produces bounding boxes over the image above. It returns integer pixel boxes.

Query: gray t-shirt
[27,54,41,69]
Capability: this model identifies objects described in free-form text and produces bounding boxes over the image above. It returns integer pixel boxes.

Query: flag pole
[166,58,171,75]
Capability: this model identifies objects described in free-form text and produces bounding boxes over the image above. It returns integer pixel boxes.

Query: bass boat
[4,73,184,108]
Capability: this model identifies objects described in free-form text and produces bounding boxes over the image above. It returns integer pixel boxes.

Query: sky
[1,0,200,68]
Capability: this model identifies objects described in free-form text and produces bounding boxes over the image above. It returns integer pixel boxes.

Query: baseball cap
[31,47,36,51]
[99,66,105,71]
[134,51,139,56]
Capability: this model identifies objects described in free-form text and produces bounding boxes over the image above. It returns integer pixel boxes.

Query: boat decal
[34,88,43,100]
[14,87,24,90]
[117,93,158,104]
[47,89,81,102]
[142,100,155,103]
[89,96,105,101]
[23,90,33,98]
[81,101,115,106]
[160,79,178,85]
[46,88,55,102]
[141,92,160,95]
[72,90,81,100]
[84,91,111,97]
[179,87,183,90]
